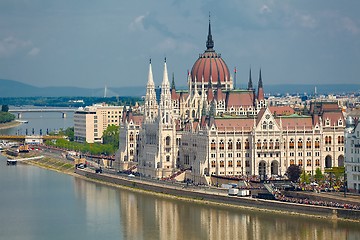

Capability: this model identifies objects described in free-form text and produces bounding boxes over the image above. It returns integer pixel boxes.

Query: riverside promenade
[75,168,360,222]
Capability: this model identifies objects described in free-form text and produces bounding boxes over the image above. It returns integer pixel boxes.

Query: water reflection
[73,177,360,240]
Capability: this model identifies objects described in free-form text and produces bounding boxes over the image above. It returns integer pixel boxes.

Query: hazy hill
[1,79,359,98]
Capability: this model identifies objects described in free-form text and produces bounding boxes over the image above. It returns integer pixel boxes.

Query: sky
[0,0,359,89]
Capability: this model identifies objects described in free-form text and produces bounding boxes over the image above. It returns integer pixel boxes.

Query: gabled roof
[226,90,255,108]
[275,115,313,130]
[322,111,344,126]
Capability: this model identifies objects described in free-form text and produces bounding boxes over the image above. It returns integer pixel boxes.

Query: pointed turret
[144,58,158,122]
[248,68,253,90]
[160,58,172,125]
[171,72,175,90]
[257,69,264,101]
[206,13,214,51]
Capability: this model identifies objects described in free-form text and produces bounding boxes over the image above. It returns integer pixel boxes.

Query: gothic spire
[147,58,155,88]
[171,72,176,90]
[206,13,214,51]
[258,68,263,88]
[248,68,253,90]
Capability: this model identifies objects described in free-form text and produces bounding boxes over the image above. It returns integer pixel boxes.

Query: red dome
[191,51,230,84]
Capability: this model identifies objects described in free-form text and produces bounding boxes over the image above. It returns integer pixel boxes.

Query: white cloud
[129,14,147,31]
[28,47,40,56]
[0,36,32,57]
[299,14,317,28]
[260,5,271,14]
[342,17,359,34]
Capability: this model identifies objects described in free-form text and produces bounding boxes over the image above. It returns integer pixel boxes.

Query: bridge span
[9,108,76,118]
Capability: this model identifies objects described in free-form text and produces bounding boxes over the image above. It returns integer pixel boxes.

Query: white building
[74,103,123,143]
[345,115,360,193]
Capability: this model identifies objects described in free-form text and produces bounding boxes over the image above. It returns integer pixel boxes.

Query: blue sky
[0,0,359,89]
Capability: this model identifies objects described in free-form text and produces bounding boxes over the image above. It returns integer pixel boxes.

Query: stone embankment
[76,168,360,222]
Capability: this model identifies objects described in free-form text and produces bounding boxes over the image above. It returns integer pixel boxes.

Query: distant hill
[1,79,359,97]
[0,79,145,97]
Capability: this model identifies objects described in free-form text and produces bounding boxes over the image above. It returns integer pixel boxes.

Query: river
[0,155,360,240]
[1,111,360,239]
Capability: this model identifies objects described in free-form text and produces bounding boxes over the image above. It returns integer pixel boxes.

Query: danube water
[1,111,360,239]
[0,156,360,240]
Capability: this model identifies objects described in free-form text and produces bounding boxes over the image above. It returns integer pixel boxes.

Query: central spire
[206,13,214,51]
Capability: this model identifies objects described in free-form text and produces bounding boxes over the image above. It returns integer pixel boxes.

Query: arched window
[262,121,267,129]
[306,138,311,149]
[237,160,241,167]
[298,159,303,166]
[245,139,250,149]
[220,160,224,168]
[298,139,303,149]
[263,140,267,149]
[275,139,280,149]
[236,140,241,150]
[130,150,134,156]
[211,161,216,168]
[315,159,320,166]
[228,140,233,150]
[257,140,261,150]
[269,121,273,130]
[307,159,311,166]
[289,139,295,149]
[269,139,274,149]
[165,136,171,146]
[211,139,216,150]
[315,138,320,148]
[228,160,233,167]
[290,159,295,165]
[219,140,225,150]
[129,132,134,142]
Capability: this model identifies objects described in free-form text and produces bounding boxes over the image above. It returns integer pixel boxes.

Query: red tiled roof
[214,118,254,131]
[269,106,295,116]
[226,91,255,108]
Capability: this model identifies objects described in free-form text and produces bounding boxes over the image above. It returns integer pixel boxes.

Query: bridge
[9,108,76,118]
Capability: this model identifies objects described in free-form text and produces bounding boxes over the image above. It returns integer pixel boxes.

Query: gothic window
[263,140,267,149]
[290,159,295,165]
[228,140,233,150]
[307,159,312,166]
[237,160,241,167]
[219,140,225,150]
[298,139,303,149]
[338,136,344,144]
[275,139,280,149]
[298,159,303,166]
[211,161,216,168]
[315,159,320,166]
[129,132,134,142]
[245,139,250,149]
[211,139,216,150]
[165,136,171,146]
[245,160,250,167]
[269,121,273,130]
[220,160,225,167]
[289,139,295,149]
[325,136,332,144]
[236,139,241,150]
[269,139,274,149]
[228,160,233,167]
[130,150,134,156]
[257,140,261,150]
[262,121,267,130]
[306,138,311,149]
[315,138,320,148]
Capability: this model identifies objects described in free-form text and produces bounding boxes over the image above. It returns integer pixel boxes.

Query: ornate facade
[116,20,345,183]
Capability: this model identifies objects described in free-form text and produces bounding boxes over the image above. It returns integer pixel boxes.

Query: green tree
[1,105,9,112]
[300,170,311,184]
[314,168,323,182]
[102,125,119,148]
[286,165,302,182]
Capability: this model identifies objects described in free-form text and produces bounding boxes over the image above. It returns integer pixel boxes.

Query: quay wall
[75,169,360,222]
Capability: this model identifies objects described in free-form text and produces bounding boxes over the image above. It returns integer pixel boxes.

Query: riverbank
[4,151,360,223]
[0,120,21,130]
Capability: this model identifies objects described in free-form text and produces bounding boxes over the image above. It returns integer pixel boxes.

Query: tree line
[0,105,15,123]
